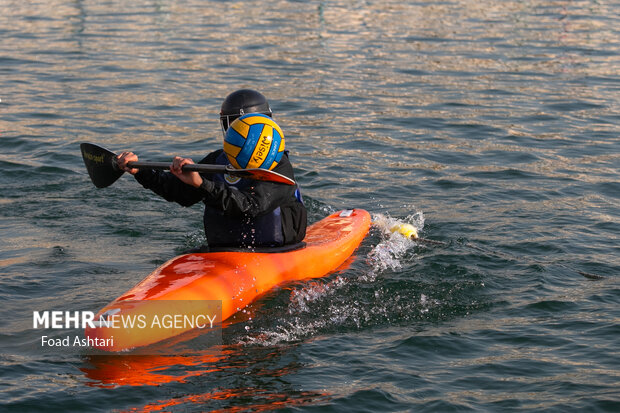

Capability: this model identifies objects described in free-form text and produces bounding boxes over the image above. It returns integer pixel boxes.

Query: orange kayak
[85,209,371,352]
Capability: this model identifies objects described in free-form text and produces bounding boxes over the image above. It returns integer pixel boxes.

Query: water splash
[237,210,432,346]
[288,277,347,314]
[365,212,425,275]
[182,230,206,250]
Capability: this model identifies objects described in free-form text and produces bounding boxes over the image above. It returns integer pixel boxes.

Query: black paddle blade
[80,143,124,188]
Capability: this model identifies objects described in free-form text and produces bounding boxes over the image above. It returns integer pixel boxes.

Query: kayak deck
[85,209,371,351]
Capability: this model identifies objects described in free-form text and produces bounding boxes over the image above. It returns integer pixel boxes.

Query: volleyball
[224,113,285,170]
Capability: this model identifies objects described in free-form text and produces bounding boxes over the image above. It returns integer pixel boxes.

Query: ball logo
[83,151,104,164]
[253,134,272,165]
[224,174,241,185]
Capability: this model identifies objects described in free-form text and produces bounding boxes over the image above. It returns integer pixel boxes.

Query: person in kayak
[116,89,307,250]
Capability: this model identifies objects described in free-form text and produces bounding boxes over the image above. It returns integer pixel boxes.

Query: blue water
[1,0,619,411]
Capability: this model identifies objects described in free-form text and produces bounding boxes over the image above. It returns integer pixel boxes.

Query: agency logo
[31,300,222,355]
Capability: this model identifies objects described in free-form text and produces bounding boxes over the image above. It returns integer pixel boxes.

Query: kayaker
[116,89,307,250]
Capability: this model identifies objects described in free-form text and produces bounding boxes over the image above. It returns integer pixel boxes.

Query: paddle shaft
[80,142,296,187]
[124,160,295,185]
[125,160,228,174]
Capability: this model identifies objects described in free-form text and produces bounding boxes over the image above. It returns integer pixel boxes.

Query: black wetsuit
[134,149,307,248]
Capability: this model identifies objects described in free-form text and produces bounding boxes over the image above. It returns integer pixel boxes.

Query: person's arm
[170,155,296,217]
[135,169,205,207]
[116,152,204,207]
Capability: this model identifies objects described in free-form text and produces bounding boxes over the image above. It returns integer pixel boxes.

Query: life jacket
[202,151,301,248]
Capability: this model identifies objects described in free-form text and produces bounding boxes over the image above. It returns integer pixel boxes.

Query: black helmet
[220,89,272,132]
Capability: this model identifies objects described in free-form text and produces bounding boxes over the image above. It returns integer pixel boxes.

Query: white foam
[237,210,428,346]
[365,212,425,273]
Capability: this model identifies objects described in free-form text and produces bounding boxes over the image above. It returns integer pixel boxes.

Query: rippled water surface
[1,0,619,411]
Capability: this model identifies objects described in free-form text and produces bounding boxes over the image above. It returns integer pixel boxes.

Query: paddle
[80,142,296,188]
